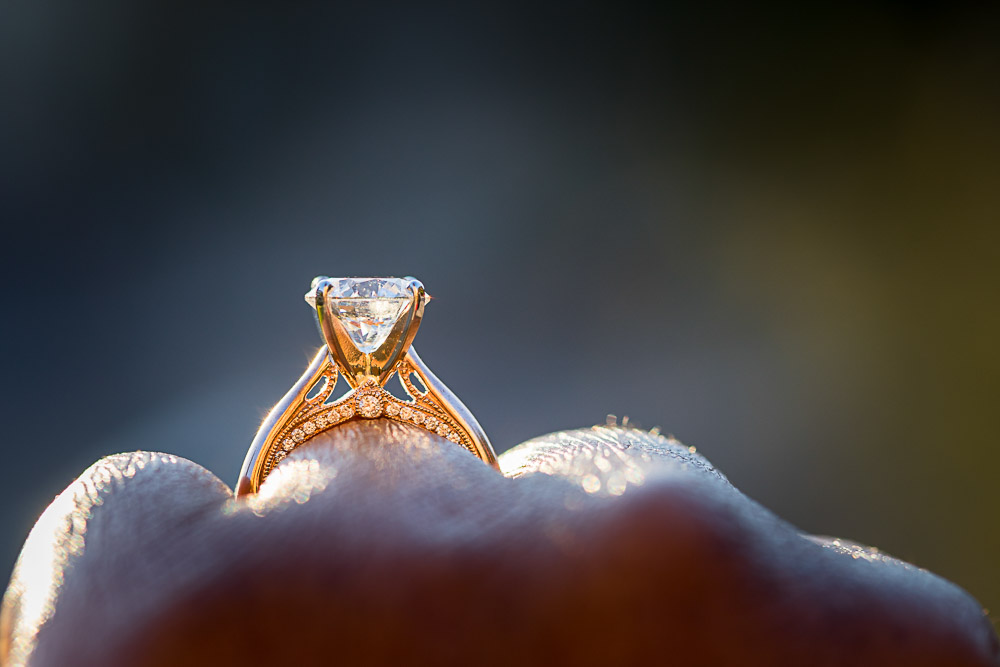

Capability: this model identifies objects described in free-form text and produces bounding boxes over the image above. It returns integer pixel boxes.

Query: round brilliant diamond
[357,394,382,418]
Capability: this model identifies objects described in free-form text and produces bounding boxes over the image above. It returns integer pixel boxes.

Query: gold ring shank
[237,276,497,496]
[236,345,497,496]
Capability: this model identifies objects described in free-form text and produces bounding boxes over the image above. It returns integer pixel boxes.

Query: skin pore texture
[2,421,998,666]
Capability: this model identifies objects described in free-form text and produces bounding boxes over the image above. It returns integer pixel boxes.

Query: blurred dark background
[1,1,997,618]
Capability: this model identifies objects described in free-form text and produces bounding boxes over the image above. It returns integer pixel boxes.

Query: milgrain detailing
[263,361,472,482]
[238,276,497,496]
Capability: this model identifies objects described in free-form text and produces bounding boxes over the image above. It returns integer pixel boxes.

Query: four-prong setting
[307,277,427,388]
[237,276,496,496]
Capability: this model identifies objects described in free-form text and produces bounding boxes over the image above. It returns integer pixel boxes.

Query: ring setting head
[304,277,426,354]
[307,276,427,387]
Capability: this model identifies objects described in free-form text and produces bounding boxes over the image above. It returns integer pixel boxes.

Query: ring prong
[237,276,498,496]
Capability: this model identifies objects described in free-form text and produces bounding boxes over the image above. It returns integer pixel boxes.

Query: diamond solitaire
[237,276,497,496]
[304,277,414,354]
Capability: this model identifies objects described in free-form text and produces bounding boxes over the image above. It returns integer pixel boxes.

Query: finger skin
[0,452,232,666]
[2,422,997,666]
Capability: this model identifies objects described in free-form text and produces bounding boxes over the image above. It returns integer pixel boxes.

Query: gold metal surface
[236,277,497,496]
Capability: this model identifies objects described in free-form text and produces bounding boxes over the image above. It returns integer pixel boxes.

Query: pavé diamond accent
[302,421,316,434]
[385,402,400,416]
[399,406,413,420]
[291,429,305,442]
[339,404,354,419]
[436,424,449,436]
[357,394,382,418]
[424,416,439,429]
[304,277,413,353]
[447,432,461,443]
[412,412,425,424]
[282,438,294,451]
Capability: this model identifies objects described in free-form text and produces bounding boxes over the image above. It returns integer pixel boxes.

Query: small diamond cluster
[267,390,466,473]
[384,401,462,443]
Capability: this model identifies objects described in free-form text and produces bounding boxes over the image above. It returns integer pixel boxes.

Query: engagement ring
[236,276,498,496]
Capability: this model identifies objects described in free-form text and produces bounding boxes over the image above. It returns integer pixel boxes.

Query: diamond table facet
[305,277,413,354]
